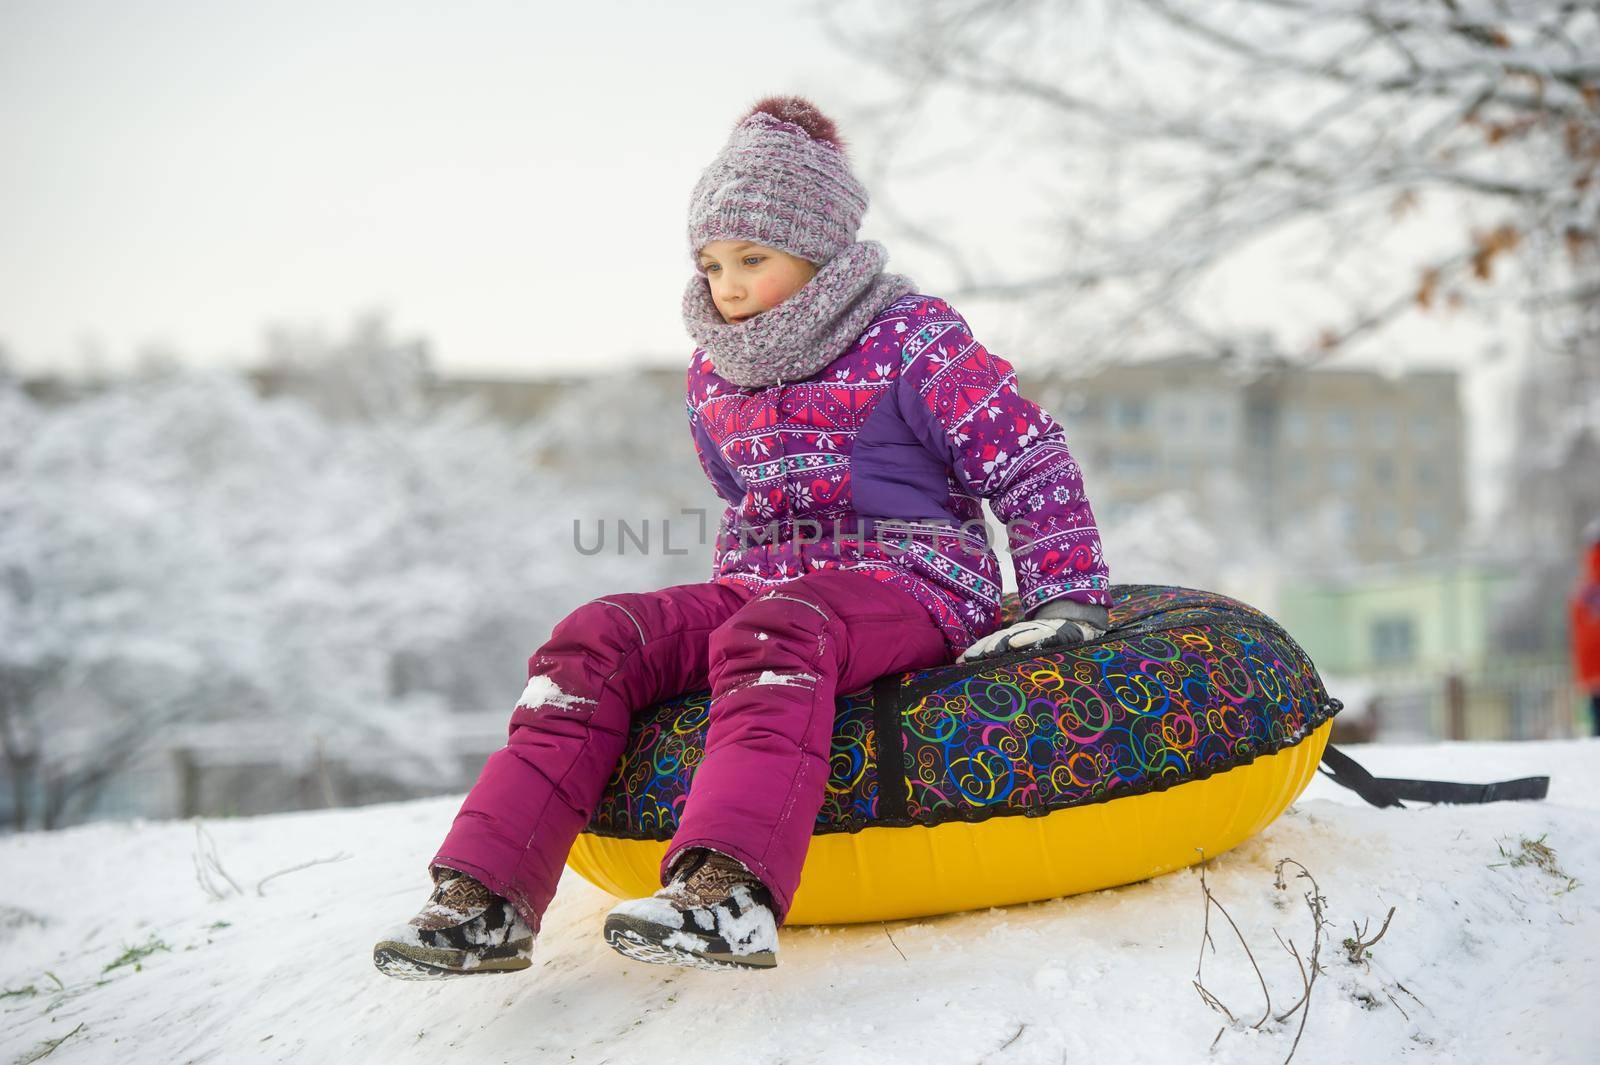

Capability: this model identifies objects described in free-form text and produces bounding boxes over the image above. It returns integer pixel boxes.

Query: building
[1020,356,1468,565]
[1274,557,1582,741]
[1243,364,1467,564]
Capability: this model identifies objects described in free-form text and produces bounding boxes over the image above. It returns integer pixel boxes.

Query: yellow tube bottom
[566,719,1332,926]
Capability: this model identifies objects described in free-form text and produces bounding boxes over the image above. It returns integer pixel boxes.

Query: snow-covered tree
[0,315,718,830]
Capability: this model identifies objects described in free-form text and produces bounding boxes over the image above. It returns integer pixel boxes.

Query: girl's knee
[536,595,650,663]
[708,590,833,659]
[706,597,839,699]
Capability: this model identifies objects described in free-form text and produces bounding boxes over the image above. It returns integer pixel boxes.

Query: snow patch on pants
[515,675,597,713]
[752,670,817,688]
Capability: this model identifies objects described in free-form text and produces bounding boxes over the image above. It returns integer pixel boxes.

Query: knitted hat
[687,96,869,273]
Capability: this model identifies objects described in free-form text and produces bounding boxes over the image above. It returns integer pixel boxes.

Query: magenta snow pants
[429,567,953,933]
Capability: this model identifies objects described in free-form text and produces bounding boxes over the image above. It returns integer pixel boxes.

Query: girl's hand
[957,616,1106,663]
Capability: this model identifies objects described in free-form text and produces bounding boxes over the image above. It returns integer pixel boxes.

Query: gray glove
[957,598,1110,663]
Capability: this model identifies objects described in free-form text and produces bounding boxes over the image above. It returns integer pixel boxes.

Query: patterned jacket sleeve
[894,302,1111,619]
[686,382,743,581]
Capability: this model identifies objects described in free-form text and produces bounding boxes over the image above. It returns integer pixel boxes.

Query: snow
[718,885,779,957]
[661,931,710,954]
[374,922,425,950]
[514,676,599,715]
[3,739,1598,1064]
[751,670,818,689]
[608,897,685,931]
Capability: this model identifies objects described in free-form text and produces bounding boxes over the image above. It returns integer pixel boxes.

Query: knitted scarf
[682,240,916,388]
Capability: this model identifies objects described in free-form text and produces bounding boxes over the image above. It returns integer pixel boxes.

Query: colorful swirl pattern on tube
[584,584,1340,839]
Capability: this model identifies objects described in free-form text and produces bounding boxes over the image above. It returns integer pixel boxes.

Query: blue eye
[702,256,763,273]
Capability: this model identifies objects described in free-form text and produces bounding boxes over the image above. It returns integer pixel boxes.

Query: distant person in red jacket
[1571,518,1600,737]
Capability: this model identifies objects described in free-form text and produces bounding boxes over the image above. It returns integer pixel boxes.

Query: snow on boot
[373,865,535,980]
[602,847,779,971]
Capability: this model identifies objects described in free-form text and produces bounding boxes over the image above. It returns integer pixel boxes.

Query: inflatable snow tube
[566,584,1340,925]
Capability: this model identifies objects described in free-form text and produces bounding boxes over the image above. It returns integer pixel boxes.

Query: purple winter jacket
[686,292,1111,658]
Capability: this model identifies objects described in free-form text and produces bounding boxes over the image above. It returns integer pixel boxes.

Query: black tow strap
[1318,744,1551,809]
[870,672,910,821]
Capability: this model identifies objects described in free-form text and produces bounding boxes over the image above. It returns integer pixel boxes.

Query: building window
[1328,410,1355,444]
[1371,455,1396,487]
[1108,449,1156,476]
[1411,413,1437,445]
[1370,615,1418,667]
[1284,409,1308,444]
[1372,410,1398,446]
[1376,505,1399,536]
[1330,455,1357,488]
[1110,397,1149,430]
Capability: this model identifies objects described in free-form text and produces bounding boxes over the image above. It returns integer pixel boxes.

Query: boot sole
[372,938,533,981]
[602,912,776,971]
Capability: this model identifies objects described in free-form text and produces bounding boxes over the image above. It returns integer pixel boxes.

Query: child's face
[697,240,818,324]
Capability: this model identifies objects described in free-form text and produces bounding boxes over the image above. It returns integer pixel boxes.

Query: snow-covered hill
[4,739,1597,1065]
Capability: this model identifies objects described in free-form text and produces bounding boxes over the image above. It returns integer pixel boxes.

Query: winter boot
[602,847,779,971]
[372,865,535,980]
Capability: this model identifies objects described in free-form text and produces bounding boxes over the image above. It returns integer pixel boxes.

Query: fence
[4,712,516,829]
[1335,660,1587,743]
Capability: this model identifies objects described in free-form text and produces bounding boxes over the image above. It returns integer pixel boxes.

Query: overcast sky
[0,0,1523,395]
[0,0,916,378]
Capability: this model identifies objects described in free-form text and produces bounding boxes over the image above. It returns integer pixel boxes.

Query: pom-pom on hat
[687,95,870,273]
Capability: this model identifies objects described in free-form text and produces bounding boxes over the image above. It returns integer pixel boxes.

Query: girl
[373,95,1112,979]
